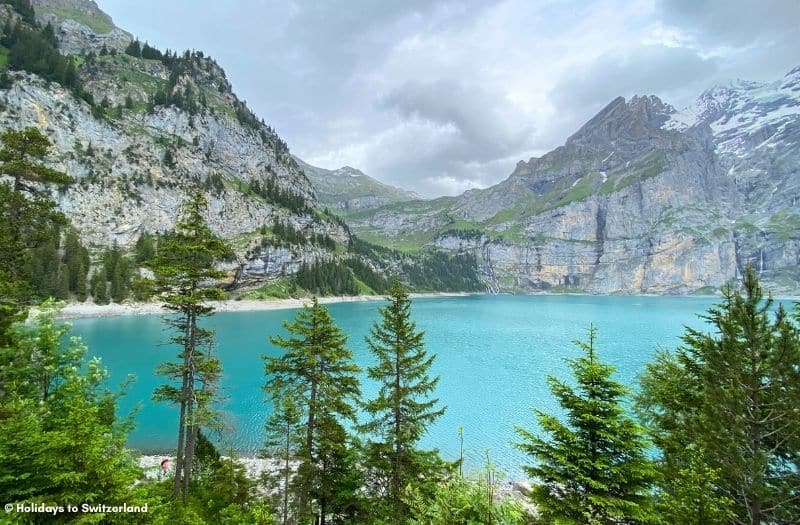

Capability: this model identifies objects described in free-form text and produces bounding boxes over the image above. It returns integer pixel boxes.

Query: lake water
[69,294,727,479]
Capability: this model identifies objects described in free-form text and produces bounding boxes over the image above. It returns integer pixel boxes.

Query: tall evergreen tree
[361,278,446,523]
[263,298,361,525]
[261,395,303,525]
[148,191,230,504]
[516,326,656,525]
[636,266,800,525]
[0,127,70,341]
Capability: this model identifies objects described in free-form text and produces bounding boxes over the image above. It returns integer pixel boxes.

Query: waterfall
[759,247,763,275]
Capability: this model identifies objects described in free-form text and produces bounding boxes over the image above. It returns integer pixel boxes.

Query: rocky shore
[54,292,474,320]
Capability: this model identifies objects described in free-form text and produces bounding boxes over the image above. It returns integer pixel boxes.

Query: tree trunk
[181,310,198,503]
[172,374,187,498]
[393,339,402,523]
[283,420,290,525]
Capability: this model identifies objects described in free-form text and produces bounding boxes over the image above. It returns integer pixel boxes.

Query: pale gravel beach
[55,292,473,320]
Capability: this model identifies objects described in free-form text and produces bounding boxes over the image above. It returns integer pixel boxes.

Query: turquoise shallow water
[69,294,726,478]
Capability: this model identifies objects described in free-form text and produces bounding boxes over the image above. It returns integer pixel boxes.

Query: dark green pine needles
[516,325,656,524]
[361,278,446,523]
[264,298,362,525]
[148,191,231,503]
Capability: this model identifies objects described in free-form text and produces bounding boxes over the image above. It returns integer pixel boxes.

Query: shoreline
[52,290,799,320]
[138,455,532,502]
[54,292,474,320]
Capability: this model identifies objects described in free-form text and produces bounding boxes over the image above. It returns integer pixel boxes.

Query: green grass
[45,7,115,34]
[734,218,760,235]
[352,276,377,295]
[0,46,8,70]
[767,211,800,241]
[691,286,719,296]
[239,278,297,300]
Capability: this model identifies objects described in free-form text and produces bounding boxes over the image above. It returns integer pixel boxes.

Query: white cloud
[99,0,799,197]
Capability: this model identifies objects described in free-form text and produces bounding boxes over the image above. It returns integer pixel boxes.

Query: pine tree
[361,278,446,523]
[135,231,156,264]
[148,191,230,504]
[636,266,800,525]
[0,127,70,339]
[263,298,361,525]
[261,395,303,525]
[90,271,108,305]
[515,325,656,524]
[0,301,142,511]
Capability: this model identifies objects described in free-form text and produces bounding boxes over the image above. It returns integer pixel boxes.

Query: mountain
[294,157,421,211]
[347,68,800,294]
[0,0,483,297]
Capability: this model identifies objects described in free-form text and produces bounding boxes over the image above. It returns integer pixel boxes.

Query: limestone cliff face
[350,71,800,295]
[0,2,345,288]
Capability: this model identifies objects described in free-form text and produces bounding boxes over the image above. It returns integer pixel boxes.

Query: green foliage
[103,241,133,303]
[261,395,303,524]
[64,229,90,301]
[403,251,483,292]
[263,298,362,523]
[516,326,657,524]
[345,257,389,294]
[135,231,157,265]
[405,474,529,525]
[294,260,359,296]
[2,0,36,25]
[47,6,114,34]
[249,176,311,214]
[240,278,298,300]
[0,301,142,518]
[270,220,307,246]
[361,279,447,522]
[636,266,800,525]
[147,191,232,504]
[0,17,80,91]
[90,269,109,305]
[0,127,71,340]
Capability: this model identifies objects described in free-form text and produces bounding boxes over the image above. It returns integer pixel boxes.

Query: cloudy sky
[99,0,799,197]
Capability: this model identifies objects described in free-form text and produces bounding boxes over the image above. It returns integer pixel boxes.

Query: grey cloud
[381,78,534,162]
[656,0,800,47]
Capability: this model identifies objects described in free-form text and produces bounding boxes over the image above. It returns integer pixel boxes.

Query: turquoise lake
[69,294,735,479]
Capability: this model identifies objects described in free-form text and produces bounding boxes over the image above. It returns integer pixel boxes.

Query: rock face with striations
[0,1,346,287]
[347,69,800,294]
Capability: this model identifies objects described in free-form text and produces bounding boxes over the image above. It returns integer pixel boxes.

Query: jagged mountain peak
[663,65,800,158]
[567,94,674,147]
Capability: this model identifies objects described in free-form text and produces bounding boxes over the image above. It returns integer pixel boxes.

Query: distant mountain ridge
[346,67,800,294]
[294,157,422,211]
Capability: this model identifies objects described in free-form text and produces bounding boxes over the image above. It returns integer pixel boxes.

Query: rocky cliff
[1,0,348,288]
[348,70,800,295]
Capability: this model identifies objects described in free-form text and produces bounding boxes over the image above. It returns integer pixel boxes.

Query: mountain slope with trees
[0,0,484,302]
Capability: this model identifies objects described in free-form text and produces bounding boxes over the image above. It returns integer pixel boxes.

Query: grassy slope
[38,6,114,34]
